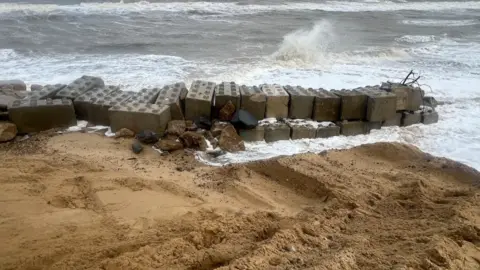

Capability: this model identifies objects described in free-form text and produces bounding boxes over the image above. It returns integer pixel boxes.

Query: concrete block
[8,99,76,134]
[422,110,439,125]
[261,121,290,142]
[109,102,171,134]
[401,111,422,126]
[127,87,161,104]
[312,89,341,122]
[88,91,133,125]
[316,122,340,138]
[185,80,216,120]
[409,87,424,111]
[360,88,397,122]
[338,121,367,136]
[262,84,289,119]
[55,75,105,100]
[383,113,402,127]
[0,80,26,91]
[214,82,240,118]
[384,83,424,111]
[155,82,188,120]
[0,89,28,110]
[25,84,66,101]
[239,125,265,142]
[366,121,382,133]
[332,90,367,120]
[283,85,315,119]
[73,85,120,120]
[240,85,266,120]
[285,119,316,139]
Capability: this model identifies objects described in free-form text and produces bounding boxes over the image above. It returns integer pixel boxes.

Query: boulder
[30,84,43,91]
[194,116,212,130]
[166,120,186,136]
[231,109,258,130]
[131,141,143,154]
[155,139,184,152]
[218,100,236,121]
[218,125,245,152]
[185,120,197,131]
[0,122,17,142]
[179,131,208,151]
[0,80,26,91]
[211,121,232,137]
[423,96,438,109]
[115,128,135,138]
[135,130,159,144]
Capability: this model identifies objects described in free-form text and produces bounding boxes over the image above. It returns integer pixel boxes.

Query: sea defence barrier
[0,76,439,150]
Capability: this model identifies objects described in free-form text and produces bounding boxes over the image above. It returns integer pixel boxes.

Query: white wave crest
[401,19,479,27]
[395,35,436,44]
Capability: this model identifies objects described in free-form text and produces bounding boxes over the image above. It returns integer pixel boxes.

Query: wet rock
[179,131,208,151]
[423,96,438,109]
[30,84,43,91]
[211,121,232,137]
[131,141,143,154]
[218,125,245,152]
[0,122,17,142]
[231,109,258,130]
[115,128,135,138]
[194,116,212,130]
[206,149,226,158]
[185,120,197,131]
[166,120,186,136]
[135,130,159,144]
[155,139,184,152]
[218,100,236,121]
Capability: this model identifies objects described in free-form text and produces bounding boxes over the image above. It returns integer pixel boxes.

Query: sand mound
[0,133,479,270]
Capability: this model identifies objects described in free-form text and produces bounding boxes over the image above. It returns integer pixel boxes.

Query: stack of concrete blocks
[127,87,161,104]
[239,85,266,120]
[358,87,397,132]
[214,82,240,118]
[8,99,76,134]
[155,82,188,120]
[332,89,368,136]
[25,84,66,101]
[284,85,315,119]
[55,76,105,100]
[260,120,291,143]
[261,84,289,119]
[108,102,171,134]
[89,90,133,126]
[312,89,341,122]
[285,119,317,139]
[185,80,216,120]
[73,85,120,120]
[316,122,341,138]
[380,82,426,126]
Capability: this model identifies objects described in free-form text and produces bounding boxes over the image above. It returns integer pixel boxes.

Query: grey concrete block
[128,87,161,104]
[88,91,133,125]
[383,83,424,111]
[284,85,315,119]
[312,89,341,122]
[0,89,28,110]
[422,110,439,125]
[262,84,289,119]
[239,125,265,142]
[8,99,76,133]
[316,122,340,138]
[285,119,316,139]
[338,121,367,136]
[383,113,402,127]
[240,85,266,120]
[0,80,26,91]
[332,90,367,120]
[73,85,120,120]
[359,88,397,122]
[25,84,66,101]
[214,82,240,117]
[401,111,422,126]
[366,121,382,132]
[55,75,105,100]
[185,80,216,120]
[109,102,171,134]
[155,82,188,120]
[261,121,291,142]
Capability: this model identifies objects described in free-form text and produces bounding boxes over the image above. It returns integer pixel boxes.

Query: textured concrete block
[384,83,424,111]
[155,82,188,120]
[109,102,171,134]
[284,85,315,119]
[185,80,216,120]
[0,80,26,91]
[383,113,402,127]
[262,84,289,119]
[239,125,265,142]
[261,121,291,142]
[338,121,367,136]
[360,88,397,122]
[366,121,382,132]
[55,75,105,100]
[74,85,119,120]
[402,111,422,126]
[316,122,340,138]
[409,87,424,111]
[333,90,367,120]
[128,87,161,104]
[285,119,316,139]
[0,89,28,110]
[8,99,76,133]
[312,89,341,122]
[240,85,266,120]
[422,110,439,125]
[88,91,133,125]
[214,82,240,118]
[25,84,66,101]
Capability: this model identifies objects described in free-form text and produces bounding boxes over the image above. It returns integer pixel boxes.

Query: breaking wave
[401,19,479,27]
[395,35,436,44]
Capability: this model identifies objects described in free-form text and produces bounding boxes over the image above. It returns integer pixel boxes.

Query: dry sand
[0,132,479,270]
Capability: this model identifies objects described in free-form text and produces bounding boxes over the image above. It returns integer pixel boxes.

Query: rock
[423,96,438,109]
[115,128,135,138]
[194,116,212,130]
[206,149,226,158]
[231,109,258,130]
[166,120,186,136]
[0,122,17,142]
[211,121,232,137]
[218,100,236,121]
[30,84,43,91]
[218,125,245,152]
[135,130,159,144]
[179,131,208,151]
[185,120,197,131]
[0,80,26,91]
[131,141,143,154]
[155,139,184,152]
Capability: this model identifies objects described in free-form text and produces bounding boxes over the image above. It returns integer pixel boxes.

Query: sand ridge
[0,132,479,269]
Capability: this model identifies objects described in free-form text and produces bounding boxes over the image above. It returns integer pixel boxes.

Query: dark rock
[423,96,438,109]
[185,120,197,131]
[206,149,226,158]
[218,125,245,152]
[131,141,143,154]
[218,100,236,121]
[211,121,232,137]
[135,130,159,144]
[231,109,258,130]
[194,116,212,130]
[115,128,135,138]
[155,139,184,152]
[0,122,17,142]
[166,120,186,136]
[179,131,208,151]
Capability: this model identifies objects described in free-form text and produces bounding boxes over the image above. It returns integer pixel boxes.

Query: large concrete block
[359,88,397,122]
[261,121,291,142]
[109,102,171,134]
[214,82,240,118]
[73,85,120,120]
[401,111,422,126]
[239,125,265,142]
[185,80,216,120]
[285,119,316,139]
[240,85,266,120]
[155,82,188,120]
[312,89,341,122]
[262,84,289,119]
[338,121,367,136]
[383,83,423,111]
[25,84,66,101]
[422,110,439,125]
[332,90,367,121]
[0,89,28,110]
[283,85,315,119]
[316,122,340,138]
[366,121,382,133]
[383,112,402,127]
[88,91,133,125]
[128,87,161,104]
[8,99,76,134]
[0,80,26,91]
[55,75,105,100]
